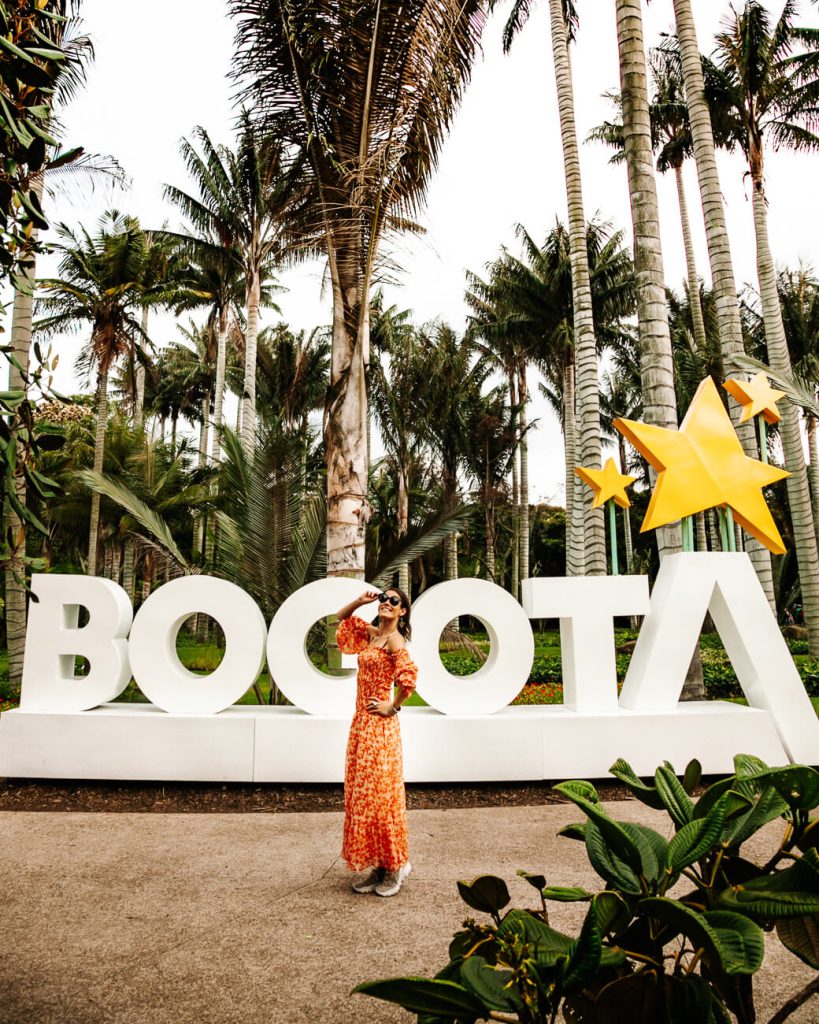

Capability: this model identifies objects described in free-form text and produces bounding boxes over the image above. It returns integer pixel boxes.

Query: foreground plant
[355,754,819,1023]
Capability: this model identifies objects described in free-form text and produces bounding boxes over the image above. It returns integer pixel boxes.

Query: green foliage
[356,755,819,1023]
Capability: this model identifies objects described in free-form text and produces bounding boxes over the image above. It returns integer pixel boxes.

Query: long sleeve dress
[335,615,419,872]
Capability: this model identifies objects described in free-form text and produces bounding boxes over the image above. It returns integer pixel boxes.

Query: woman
[335,587,418,897]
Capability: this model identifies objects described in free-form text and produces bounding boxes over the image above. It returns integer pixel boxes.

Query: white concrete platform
[0,701,789,781]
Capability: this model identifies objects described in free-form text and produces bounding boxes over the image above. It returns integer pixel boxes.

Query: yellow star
[614,377,789,555]
[575,458,636,509]
[724,372,785,424]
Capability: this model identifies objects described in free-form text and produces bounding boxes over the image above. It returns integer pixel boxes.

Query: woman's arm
[336,590,379,621]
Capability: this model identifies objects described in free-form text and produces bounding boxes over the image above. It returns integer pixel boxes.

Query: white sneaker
[375,862,412,897]
[352,868,384,894]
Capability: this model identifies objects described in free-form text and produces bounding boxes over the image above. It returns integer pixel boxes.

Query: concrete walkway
[0,802,815,1024]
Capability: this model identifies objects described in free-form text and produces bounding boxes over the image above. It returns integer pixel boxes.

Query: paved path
[0,803,815,1024]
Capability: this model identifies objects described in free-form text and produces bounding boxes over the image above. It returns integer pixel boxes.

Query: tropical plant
[467,219,635,579]
[704,0,819,651]
[230,0,487,580]
[35,212,152,575]
[164,120,303,455]
[356,754,819,1023]
[496,0,607,578]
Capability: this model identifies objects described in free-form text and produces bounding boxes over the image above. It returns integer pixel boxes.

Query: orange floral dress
[336,615,418,872]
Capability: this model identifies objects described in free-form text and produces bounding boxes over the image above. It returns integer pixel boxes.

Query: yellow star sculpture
[575,458,636,509]
[724,372,785,424]
[614,376,789,554]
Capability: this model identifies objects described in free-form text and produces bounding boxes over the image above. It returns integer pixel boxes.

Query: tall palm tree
[703,0,819,651]
[36,213,149,574]
[497,0,607,575]
[164,119,299,455]
[466,219,635,577]
[230,0,487,580]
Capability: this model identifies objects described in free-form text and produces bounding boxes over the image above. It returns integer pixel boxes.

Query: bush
[356,755,819,1023]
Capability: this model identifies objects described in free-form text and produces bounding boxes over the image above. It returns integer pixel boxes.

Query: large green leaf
[776,913,819,968]
[609,758,665,809]
[457,875,510,916]
[564,899,603,990]
[716,849,819,919]
[751,766,819,812]
[655,764,694,829]
[694,777,736,820]
[541,886,593,902]
[666,803,727,874]
[592,891,632,936]
[497,909,574,967]
[460,956,521,1013]
[640,897,726,972]
[557,822,587,842]
[701,911,765,975]
[351,977,483,1018]
[555,783,657,880]
[585,820,642,894]
[722,785,788,850]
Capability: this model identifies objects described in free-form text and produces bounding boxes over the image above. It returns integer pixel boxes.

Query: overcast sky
[13,0,819,504]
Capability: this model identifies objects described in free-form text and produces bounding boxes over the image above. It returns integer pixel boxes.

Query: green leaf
[592,891,631,936]
[640,897,726,973]
[557,822,586,842]
[723,785,789,850]
[694,777,735,820]
[541,886,593,902]
[717,848,819,920]
[683,759,702,796]
[456,875,510,916]
[556,779,600,804]
[497,909,574,966]
[609,758,666,809]
[0,33,36,63]
[351,977,484,1018]
[565,901,603,990]
[460,956,521,1013]
[734,753,769,779]
[585,820,642,894]
[554,783,651,879]
[702,911,765,975]
[655,765,695,829]
[26,46,67,61]
[752,766,819,812]
[666,804,727,873]
[776,913,819,968]
[517,870,546,892]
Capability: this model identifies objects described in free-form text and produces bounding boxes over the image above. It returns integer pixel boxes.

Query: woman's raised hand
[359,590,380,605]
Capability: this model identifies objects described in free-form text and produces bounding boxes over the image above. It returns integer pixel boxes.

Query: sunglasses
[378,592,402,607]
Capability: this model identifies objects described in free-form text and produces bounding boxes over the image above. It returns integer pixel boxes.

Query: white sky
[10,0,819,504]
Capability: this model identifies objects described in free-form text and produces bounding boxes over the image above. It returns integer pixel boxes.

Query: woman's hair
[371,586,412,641]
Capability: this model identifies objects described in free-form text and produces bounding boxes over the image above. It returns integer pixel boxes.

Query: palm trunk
[509,371,520,600]
[194,391,210,559]
[485,496,496,583]
[241,273,261,454]
[616,0,703,700]
[616,0,681,561]
[111,543,121,585]
[563,362,585,575]
[695,511,708,552]
[672,0,776,609]
[122,539,136,604]
[807,415,819,544]
[325,258,369,580]
[88,365,109,576]
[398,463,410,595]
[141,551,153,605]
[673,162,708,355]
[210,307,228,465]
[518,366,529,585]
[549,0,606,575]
[751,173,819,653]
[618,436,634,571]
[135,306,148,428]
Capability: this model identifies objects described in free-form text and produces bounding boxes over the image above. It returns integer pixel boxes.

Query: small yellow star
[614,377,789,554]
[575,458,636,509]
[724,372,785,424]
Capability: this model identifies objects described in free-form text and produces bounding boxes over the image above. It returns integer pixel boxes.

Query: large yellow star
[614,377,789,554]
[575,458,636,509]
[724,372,785,424]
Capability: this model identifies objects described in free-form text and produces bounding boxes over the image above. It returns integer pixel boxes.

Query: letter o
[266,578,380,715]
[129,576,267,714]
[411,579,534,715]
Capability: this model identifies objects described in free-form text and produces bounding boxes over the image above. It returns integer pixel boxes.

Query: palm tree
[36,212,150,575]
[703,1,819,651]
[497,0,607,576]
[229,0,486,580]
[466,219,635,577]
[164,119,299,455]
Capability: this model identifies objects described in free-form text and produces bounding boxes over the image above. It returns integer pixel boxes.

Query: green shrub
[356,755,819,1023]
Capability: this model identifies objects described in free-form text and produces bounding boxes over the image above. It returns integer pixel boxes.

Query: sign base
[0,701,788,782]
